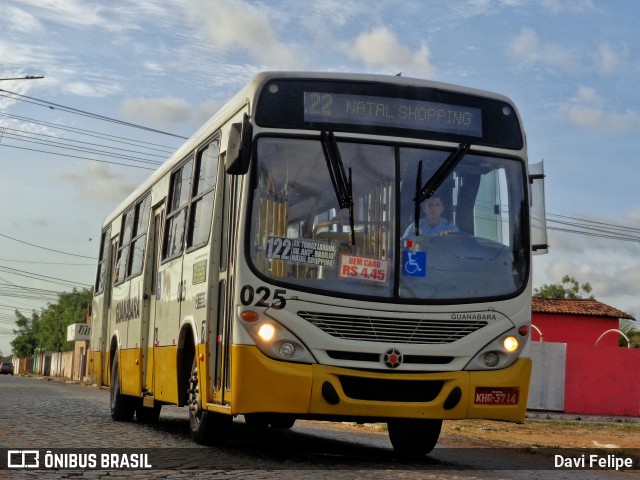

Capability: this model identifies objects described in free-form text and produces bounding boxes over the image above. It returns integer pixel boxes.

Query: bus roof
[102,71,519,228]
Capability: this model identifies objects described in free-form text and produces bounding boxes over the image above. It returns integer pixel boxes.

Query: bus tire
[269,414,295,429]
[110,356,136,421]
[387,418,442,457]
[136,403,161,423]
[188,358,232,446]
[244,413,270,431]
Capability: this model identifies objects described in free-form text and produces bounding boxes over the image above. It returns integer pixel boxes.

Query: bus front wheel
[188,359,232,446]
[136,403,161,423]
[387,418,442,456]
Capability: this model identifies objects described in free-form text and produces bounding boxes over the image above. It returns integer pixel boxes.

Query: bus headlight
[258,323,276,342]
[503,336,519,352]
[465,328,526,371]
[240,310,316,364]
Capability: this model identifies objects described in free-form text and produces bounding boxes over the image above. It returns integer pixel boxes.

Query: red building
[531,297,634,347]
[528,297,639,417]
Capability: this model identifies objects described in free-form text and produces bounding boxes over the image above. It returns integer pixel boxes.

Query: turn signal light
[241,310,259,322]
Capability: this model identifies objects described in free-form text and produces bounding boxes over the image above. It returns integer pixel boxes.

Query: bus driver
[402,195,459,240]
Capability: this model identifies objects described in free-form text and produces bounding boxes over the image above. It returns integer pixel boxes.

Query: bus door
[105,236,119,385]
[211,168,241,405]
[141,204,164,398]
[93,227,113,386]
[154,157,194,403]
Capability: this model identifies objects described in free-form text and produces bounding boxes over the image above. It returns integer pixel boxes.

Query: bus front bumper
[230,345,531,423]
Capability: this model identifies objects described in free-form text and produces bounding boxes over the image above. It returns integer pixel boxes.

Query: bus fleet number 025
[240,285,287,310]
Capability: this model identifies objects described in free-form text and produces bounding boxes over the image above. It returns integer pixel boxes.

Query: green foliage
[620,321,639,348]
[533,275,595,299]
[10,288,92,356]
[10,310,41,358]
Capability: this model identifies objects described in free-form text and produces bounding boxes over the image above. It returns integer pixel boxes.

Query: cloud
[120,97,222,131]
[558,86,640,133]
[54,162,141,203]
[347,27,435,78]
[5,5,44,34]
[508,28,575,70]
[11,0,121,32]
[121,98,191,128]
[303,0,363,28]
[63,81,123,98]
[184,0,300,66]
[0,40,58,71]
[540,0,596,14]
[593,43,622,75]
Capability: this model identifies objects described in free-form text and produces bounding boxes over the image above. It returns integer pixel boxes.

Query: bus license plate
[474,387,519,405]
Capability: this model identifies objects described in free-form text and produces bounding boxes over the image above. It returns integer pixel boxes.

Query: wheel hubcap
[188,366,202,424]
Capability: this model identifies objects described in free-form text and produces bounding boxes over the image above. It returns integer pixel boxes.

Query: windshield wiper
[413,143,470,235]
[320,131,355,245]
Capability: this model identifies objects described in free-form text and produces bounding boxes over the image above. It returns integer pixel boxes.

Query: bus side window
[129,194,151,277]
[114,209,134,284]
[95,228,111,293]
[188,140,220,249]
[163,158,194,259]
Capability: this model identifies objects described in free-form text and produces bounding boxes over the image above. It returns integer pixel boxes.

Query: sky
[2,0,640,355]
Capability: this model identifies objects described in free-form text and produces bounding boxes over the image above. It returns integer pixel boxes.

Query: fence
[529,341,640,417]
[14,351,79,380]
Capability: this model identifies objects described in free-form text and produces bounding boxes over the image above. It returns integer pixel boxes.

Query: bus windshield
[249,136,528,302]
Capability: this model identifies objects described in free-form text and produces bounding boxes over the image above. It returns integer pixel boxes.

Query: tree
[533,275,594,299]
[10,288,92,356]
[620,321,639,348]
[11,310,41,358]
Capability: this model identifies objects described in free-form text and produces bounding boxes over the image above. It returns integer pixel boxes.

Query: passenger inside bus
[401,195,459,240]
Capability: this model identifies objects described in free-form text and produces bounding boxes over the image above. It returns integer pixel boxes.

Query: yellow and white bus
[90,71,547,455]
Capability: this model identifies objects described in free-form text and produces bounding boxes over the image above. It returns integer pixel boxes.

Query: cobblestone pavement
[0,375,637,479]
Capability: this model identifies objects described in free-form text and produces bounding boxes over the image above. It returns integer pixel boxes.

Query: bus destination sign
[304,91,483,137]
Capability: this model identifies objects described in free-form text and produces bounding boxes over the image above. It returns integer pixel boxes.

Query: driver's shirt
[401,218,459,240]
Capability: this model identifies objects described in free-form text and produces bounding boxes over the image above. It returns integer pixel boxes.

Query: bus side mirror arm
[529,161,549,255]
[226,113,253,175]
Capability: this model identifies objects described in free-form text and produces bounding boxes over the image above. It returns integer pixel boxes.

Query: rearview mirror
[226,113,253,175]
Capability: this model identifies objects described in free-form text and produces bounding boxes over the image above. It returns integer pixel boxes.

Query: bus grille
[298,311,487,344]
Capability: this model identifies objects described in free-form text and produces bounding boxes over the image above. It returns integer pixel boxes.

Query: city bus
[90,71,547,455]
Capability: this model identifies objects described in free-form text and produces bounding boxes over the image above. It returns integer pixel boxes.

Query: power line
[0,88,188,139]
[0,266,90,289]
[0,143,157,170]
[546,213,640,244]
[0,112,177,153]
[0,258,94,266]
[2,127,166,161]
[0,233,96,259]
[493,203,640,245]
[1,127,164,167]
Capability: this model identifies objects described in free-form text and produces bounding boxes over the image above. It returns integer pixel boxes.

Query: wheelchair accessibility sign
[402,251,426,277]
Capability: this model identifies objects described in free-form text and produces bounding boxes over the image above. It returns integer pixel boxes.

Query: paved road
[0,375,637,479]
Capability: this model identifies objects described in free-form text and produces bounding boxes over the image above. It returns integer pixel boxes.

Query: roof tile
[532,297,635,320]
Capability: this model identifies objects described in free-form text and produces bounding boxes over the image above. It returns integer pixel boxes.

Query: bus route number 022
[240,285,287,310]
